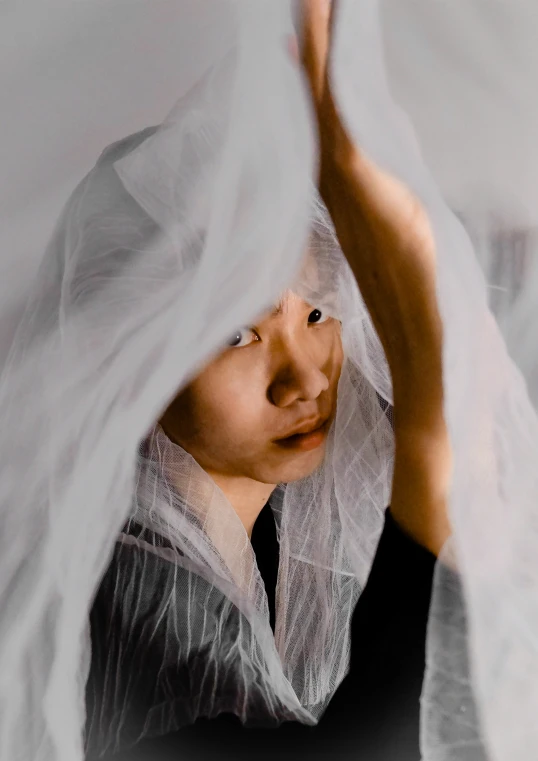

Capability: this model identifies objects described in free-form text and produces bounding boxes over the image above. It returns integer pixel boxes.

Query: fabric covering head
[1,3,538,761]
[80,129,394,758]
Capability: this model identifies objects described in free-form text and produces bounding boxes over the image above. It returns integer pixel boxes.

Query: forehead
[285,245,341,319]
[272,289,310,315]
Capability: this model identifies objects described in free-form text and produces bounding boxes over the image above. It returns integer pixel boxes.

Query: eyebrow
[272,291,291,315]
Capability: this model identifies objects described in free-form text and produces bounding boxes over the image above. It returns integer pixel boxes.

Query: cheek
[334,342,344,387]
[193,366,269,451]
[324,328,344,391]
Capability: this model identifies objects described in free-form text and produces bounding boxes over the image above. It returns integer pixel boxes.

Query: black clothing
[86,505,435,761]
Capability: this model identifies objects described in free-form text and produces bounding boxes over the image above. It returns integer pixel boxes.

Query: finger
[302,0,331,58]
[300,0,331,103]
[303,0,332,25]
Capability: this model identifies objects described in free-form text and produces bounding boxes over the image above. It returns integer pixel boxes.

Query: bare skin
[161,290,343,538]
[162,0,452,555]
[300,0,452,555]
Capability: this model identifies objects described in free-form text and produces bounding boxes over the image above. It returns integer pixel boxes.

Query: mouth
[273,417,331,452]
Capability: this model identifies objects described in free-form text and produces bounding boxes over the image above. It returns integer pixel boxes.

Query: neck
[205,471,276,539]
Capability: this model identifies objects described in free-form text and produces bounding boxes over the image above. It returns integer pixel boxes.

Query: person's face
[161,291,344,485]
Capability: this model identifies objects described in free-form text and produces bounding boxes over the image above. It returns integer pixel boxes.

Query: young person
[85,3,451,759]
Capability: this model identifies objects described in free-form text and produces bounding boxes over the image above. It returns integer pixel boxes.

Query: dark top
[86,505,436,761]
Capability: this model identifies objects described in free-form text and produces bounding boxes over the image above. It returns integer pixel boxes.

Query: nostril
[269,349,331,406]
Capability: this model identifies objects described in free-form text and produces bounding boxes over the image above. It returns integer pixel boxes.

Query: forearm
[320,152,445,426]
[319,147,452,556]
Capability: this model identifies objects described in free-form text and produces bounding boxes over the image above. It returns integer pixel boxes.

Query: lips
[273,417,330,452]
[275,416,330,442]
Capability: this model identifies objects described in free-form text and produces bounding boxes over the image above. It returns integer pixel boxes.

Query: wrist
[319,142,362,201]
[317,102,365,192]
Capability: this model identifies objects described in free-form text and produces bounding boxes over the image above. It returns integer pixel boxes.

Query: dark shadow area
[102,510,435,761]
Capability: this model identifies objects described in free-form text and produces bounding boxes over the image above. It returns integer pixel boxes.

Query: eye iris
[228,328,258,347]
[309,309,323,324]
[228,331,243,347]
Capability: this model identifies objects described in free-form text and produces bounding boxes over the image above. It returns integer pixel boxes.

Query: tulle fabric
[81,128,394,757]
[0,2,537,761]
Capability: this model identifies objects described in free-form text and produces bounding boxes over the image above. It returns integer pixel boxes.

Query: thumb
[300,0,332,106]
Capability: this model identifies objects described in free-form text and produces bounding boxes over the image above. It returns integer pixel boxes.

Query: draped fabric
[0,3,537,761]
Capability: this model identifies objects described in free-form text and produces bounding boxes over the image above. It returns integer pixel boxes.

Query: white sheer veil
[0,2,537,761]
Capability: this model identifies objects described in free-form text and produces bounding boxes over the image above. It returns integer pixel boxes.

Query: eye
[227,327,260,348]
[308,308,330,325]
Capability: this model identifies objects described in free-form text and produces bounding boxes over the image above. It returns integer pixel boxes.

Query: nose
[268,341,330,408]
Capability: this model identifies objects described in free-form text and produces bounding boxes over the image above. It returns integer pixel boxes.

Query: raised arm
[298,0,452,556]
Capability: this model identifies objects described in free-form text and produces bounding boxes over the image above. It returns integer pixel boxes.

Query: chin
[258,444,327,485]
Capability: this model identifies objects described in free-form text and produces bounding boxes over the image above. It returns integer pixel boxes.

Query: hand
[294,0,453,556]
